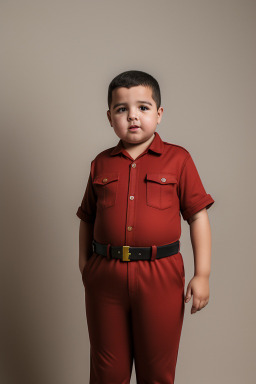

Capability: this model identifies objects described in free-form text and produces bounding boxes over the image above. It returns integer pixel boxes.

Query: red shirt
[76,131,214,247]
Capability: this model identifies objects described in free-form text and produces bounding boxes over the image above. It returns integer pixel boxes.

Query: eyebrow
[113,101,153,109]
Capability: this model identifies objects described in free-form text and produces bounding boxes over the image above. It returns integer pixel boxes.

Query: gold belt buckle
[122,245,131,261]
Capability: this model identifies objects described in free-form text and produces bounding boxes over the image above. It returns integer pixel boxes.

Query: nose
[128,110,138,121]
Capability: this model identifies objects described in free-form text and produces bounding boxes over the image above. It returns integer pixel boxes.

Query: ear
[107,110,112,126]
[157,106,164,123]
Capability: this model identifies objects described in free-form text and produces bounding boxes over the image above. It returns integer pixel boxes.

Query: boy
[76,70,214,384]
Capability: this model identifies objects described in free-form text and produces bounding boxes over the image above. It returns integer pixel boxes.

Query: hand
[184,275,210,314]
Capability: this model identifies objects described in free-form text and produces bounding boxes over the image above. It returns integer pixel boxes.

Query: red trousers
[82,250,185,384]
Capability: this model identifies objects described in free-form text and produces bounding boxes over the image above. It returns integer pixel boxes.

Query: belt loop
[107,243,111,260]
[151,245,157,261]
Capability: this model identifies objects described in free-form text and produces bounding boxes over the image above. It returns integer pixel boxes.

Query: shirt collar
[110,131,164,157]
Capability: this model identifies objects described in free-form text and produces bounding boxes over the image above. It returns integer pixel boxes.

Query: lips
[129,125,140,129]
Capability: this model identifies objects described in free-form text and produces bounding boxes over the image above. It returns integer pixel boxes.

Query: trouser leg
[129,252,185,384]
[83,253,134,384]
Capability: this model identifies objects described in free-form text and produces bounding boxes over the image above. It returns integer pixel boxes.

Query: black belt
[92,239,180,261]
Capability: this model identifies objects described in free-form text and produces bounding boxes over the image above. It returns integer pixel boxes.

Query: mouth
[129,125,140,130]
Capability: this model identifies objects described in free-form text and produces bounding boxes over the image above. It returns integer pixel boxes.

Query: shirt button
[130,196,134,200]
[127,226,133,231]
[131,163,136,168]
[161,177,166,182]
[102,178,108,182]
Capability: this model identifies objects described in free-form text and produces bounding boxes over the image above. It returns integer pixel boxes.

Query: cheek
[112,115,128,130]
[112,116,122,126]
[141,113,157,125]
[112,114,124,124]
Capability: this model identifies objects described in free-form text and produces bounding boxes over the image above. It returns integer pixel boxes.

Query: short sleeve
[76,161,97,223]
[178,153,214,222]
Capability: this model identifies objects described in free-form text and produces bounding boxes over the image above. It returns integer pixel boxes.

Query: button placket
[125,162,137,244]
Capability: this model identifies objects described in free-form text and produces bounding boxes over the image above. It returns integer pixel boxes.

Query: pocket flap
[146,173,177,184]
[93,173,119,185]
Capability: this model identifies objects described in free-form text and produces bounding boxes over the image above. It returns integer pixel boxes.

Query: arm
[78,220,94,275]
[185,208,212,314]
[77,160,97,275]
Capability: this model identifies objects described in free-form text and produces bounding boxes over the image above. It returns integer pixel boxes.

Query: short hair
[108,70,161,110]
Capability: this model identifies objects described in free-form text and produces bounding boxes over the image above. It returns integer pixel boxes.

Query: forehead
[112,85,153,103]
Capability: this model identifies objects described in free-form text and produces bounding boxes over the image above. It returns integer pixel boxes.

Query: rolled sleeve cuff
[76,206,95,223]
[181,194,215,222]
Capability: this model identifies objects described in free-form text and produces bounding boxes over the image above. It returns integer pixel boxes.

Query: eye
[140,106,149,111]
[117,107,126,113]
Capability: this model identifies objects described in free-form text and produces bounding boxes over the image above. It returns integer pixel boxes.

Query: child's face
[107,85,163,147]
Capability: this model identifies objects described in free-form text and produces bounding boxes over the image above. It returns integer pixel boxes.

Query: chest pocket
[146,173,178,210]
[93,173,119,209]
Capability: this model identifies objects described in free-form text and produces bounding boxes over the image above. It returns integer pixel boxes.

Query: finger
[199,300,208,310]
[185,285,192,302]
[191,298,200,314]
[197,300,204,311]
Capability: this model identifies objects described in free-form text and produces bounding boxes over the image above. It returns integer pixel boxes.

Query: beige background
[1,0,255,383]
